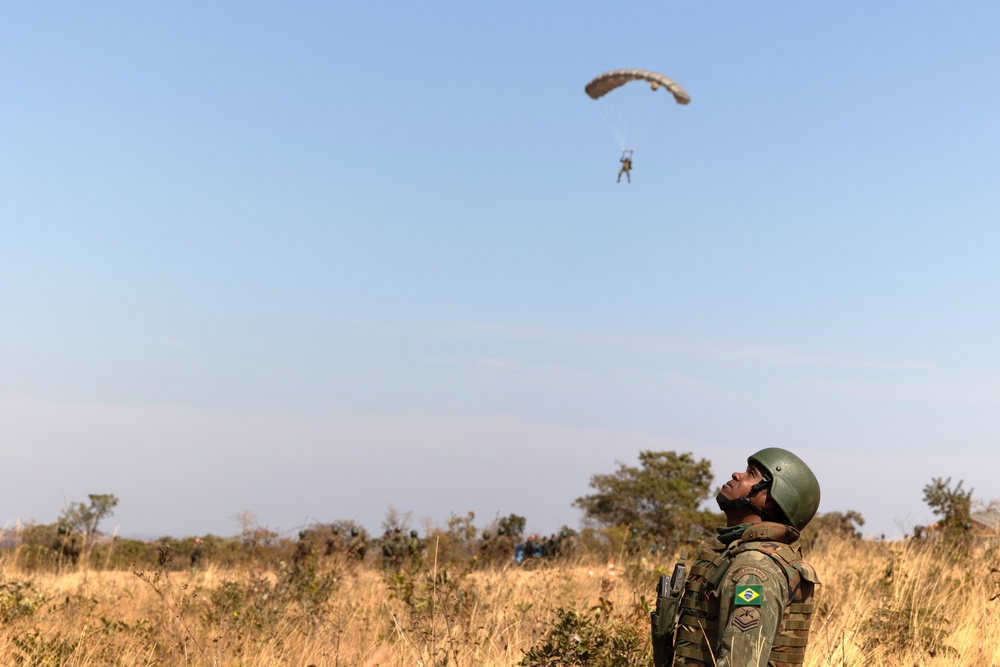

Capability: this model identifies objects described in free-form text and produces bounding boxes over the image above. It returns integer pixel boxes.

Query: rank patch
[735,585,763,606]
[733,607,761,631]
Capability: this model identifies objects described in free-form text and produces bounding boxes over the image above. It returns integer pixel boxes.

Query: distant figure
[626,526,642,555]
[325,525,343,556]
[381,529,404,571]
[191,537,204,569]
[407,530,424,566]
[54,524,82,566]
[293,530,315,575]
[520,533,542,563]
[617,150,633,183]
[347,526,367,562]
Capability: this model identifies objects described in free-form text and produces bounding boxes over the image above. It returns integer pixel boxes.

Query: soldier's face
[719,463,770,508]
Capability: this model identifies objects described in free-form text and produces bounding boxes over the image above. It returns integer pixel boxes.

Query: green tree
[574,451,719,550]
[59,493,119,549]
[800,510,865,548]
[497,514,526,541]
[923,477,973,534]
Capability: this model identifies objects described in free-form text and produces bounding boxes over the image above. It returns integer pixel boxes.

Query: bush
[0,581,46,624]
[520,601,647,667]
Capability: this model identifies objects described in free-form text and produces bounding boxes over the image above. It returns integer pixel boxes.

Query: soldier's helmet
[748,447,821,531]
[299,530,308,539]
[410,530,418,538]
[350,527,359,536]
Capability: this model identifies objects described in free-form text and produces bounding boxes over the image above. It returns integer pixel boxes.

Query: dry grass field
[0,533,997,666]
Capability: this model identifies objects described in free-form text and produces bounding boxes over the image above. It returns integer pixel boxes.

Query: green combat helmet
[748,447,821,530]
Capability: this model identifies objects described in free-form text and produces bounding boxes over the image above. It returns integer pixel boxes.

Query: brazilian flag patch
[735,585,763,606]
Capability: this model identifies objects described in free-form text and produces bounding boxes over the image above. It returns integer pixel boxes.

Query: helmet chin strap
[717,476,772,513]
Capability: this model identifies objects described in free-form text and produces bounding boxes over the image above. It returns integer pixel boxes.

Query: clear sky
[3,3,999,540]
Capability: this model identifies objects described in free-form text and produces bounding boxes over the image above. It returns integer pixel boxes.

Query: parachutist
[585,70,689,180]
[617,150,633,183]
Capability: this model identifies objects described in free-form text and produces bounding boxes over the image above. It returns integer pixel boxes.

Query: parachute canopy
[585,69,690,105]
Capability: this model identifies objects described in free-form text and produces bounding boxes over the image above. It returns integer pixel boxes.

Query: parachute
[585,69,690,105]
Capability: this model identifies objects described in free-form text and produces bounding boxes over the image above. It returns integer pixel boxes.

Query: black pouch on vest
[651,564,686,667]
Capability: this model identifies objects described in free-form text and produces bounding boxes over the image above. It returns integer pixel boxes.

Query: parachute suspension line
[598,101,626,151]
[584,67,690,165]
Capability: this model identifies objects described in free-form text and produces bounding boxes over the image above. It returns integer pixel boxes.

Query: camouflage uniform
[293,530,316,574]
[618,156,632,183]
[381,530,404,570]
[325,526,344,556]
[54,526,82,565]
[671,523,818,667]
[653,448,822,667]
[407,530,423,566]
[495,527,515,562]
[551,528,575,560]
[626,526,643,555]
[347,527,367,562]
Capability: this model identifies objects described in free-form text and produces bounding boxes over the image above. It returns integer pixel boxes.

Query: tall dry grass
[0,533,997,666]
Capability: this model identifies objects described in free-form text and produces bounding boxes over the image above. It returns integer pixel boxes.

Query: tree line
[9,451,988,572]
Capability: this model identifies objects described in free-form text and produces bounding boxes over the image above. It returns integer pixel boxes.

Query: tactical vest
[673,525,819,667]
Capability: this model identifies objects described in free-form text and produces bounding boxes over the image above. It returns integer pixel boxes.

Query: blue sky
[3,3,999,540]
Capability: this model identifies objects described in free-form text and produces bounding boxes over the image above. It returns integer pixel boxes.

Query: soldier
[54,524,82,565]
[325,525,343,556]
[392,527,405,563]
[473,526,500,565]
[551,528,574,560]
[626,526,642,555]
[191,537,204,569]
[652,448,822,667]
[493,526,515,563]
[521,533,543,563]
[293,530,315,575]
[381,529,403,570]
[617,150,633,183]
[407,529,423,566]
[477,530,500,566]
[347,526,367,562]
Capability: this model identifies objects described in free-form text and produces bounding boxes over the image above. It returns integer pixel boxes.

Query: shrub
[520,600,647,667]
[0,581,46,624]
